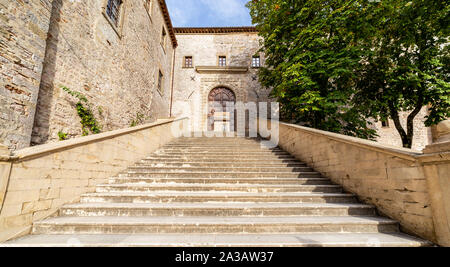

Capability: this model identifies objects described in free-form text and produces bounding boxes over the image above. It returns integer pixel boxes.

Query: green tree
[247,0,378,139]
[354,0,449,148]
[248,0,449,148]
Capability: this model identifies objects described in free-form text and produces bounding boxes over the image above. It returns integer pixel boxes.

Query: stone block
[21,200,52,214]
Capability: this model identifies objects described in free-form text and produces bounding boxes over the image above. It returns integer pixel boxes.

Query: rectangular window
[218,56,227,67]
[144,0,152,15]
[252,56,261,68]
[381,120,390,128]
[106,0,123,27]
[157,70,164,93]
[184,56,193,68]
[161,27,167,49]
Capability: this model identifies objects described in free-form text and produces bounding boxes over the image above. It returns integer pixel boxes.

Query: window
[184,56,193,68]
[252,56,261,68]
[157,70,164,93]
[144,0,152,15]
[161,27,167,50]
[218,56,227,67]
[106,0,123,27]
[381,120,390,128]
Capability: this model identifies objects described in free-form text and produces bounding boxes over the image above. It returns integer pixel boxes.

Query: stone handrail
[259,119,450,246]
[0,117,189,242]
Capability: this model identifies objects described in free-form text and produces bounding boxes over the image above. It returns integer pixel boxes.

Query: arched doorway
[208,87,236,132]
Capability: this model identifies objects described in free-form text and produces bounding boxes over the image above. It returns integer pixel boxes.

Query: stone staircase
[3,137,429,247]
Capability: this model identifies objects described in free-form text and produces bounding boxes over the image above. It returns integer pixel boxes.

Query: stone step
[158,146,285,153]
[60,203,375,217]
[168,142,265,146]
[80,192,357,204]
[153,152,291,156]
[143,157,298,162]
[120,172,322,178]
[162,146,274,150]
[171,138,260,142]
[135,162,307,168]
[108,177,333,185]
[141,158,301,163]
[96,183,343,193]
[31,216,399,235]
[126,166,315,173]
[2,233,431,247]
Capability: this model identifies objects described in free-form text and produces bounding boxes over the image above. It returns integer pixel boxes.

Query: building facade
[0,0,434,151]
[171,27,272,133]
[1,0,176,149]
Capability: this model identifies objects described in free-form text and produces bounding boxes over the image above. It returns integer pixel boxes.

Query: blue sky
[166,0,253,27]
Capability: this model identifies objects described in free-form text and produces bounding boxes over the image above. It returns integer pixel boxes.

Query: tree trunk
[389,104,411,148]
[389,95,424,149]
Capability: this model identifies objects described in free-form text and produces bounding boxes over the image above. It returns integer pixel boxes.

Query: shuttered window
[106,0,123,26]
[218,56,227,67]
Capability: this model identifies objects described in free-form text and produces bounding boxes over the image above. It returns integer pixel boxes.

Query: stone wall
[258,119,443,243]
[172,32,273,132]
[0,117,188,243]
[0,0,52,150]
[30,0,175,146]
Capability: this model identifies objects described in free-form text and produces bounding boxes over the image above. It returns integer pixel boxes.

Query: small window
[218,56,227,67]
[106,0,123,27]
[144,0,152,15]
[157,70,164,93]
[381,120,390,128]
[252,56,261,68]
[184,56,193,68]
[161,27,167,49]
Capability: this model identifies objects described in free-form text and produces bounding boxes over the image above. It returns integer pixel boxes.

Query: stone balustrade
[259,119,450,246]
[0,118,188,242]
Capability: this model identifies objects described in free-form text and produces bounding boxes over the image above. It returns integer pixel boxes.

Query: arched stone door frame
[207,86,236,131]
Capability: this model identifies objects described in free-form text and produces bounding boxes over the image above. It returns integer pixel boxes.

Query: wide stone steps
[128,166,317,173]
[159,147,284,151]
[143,157,298,162]
[2,233,429,247]
[80,192,358,204]
[120,172,322,178]
[31,216,400,235]
[154,152,291,157]
[136,162,307,168]
[108,177,334,185]
[59,203,376,217]
[3,136,430,247]
[141,159,301,164]
[126,166,314,173]
[95,183,343,193]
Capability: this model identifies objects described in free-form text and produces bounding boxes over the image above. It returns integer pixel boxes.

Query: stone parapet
[259,119,450,246]
[0,118,188,242]
[420,141,450,246]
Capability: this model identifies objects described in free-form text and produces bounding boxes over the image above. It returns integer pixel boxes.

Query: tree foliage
[354,0,450,148]
[247,0,450,147]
